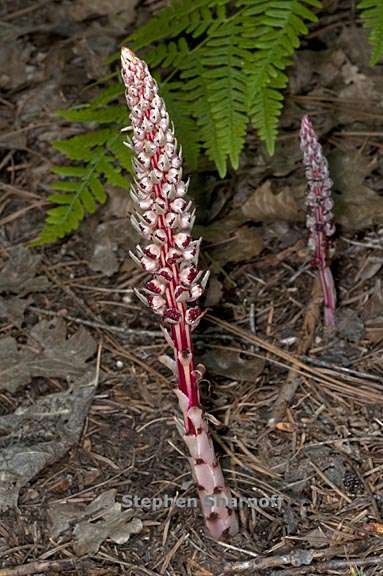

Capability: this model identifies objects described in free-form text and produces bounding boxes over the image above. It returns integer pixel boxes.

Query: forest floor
[0,0,383,575]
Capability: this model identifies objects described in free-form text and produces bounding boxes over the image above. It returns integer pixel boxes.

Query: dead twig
[159,532,189,574]
[0,183,46,201]
[223,542,366,573]
[28,304,162,338]
[0,559,76,576]
[269,276,322,426]
[271,555,383,575]
[0,202,47,227]
[2,0,53,21]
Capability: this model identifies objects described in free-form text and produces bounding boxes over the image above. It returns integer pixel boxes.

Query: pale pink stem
[121,47,238,539]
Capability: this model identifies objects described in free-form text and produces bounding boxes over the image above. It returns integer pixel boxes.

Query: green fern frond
[251,86,284,154]
[129,0,230,49]
[179,18,249,176]
[239,0,321,154]
[359,0,383,65]
[144,37,191,69]
[58,105,128,124]
[90,82,124,106]
[33,128,132,245]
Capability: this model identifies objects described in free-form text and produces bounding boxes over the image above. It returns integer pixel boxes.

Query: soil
[0,1,383,575]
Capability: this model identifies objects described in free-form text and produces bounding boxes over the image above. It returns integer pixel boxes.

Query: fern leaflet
[129,0,230,49]
[179,18,249,176]
[238,0,321,154]
[359,0,383,65]
[33,127,132,245]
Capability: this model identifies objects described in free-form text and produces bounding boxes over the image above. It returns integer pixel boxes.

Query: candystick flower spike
[121,47,238,539]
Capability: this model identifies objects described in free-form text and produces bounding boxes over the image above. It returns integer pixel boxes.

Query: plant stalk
[121,47,238,539]
[300,115,336,330]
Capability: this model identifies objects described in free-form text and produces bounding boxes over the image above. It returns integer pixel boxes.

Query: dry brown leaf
[90,223,119,277]
[338,194,383,230]
[209,226,263,266]
[49,489,142,555]
[0,369,98,510]
[89,219,136,276]
[204,276,223,307]
[241,180,305,223]
[339,61,381,110]
[0,246,50,295]
[0,296,31,327]
[196,211,244,244]
[0,318,97,392]
[330,151,383,230]
[202,348,264,382]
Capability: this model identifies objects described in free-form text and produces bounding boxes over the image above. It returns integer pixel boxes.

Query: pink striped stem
[121,47,238,539]
[300,115,336,329]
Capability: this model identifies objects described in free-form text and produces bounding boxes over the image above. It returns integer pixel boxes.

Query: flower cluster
[121,47,238,540]
[121,51,207,331]
[300,116,335,255]
[300,115,336,328]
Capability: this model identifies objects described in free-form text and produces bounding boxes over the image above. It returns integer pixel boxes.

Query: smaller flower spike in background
[300,115,336,330]
[121,47,238,539]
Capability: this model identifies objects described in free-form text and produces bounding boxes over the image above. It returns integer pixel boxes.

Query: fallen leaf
[330,151,383,230]
[202,349,264,382]
[0,337,31,392]
[204,276,223,307]
[338,26,372,69]
[105,187,133,219]
[0,246,50,295]
[49,489,142,555]
[241,180,305,223]
[89,219,136,276]
[339,61,380,109]
[0,318,97,392]
[196,211,244,244]
[208,226,263,266]
[72,36,117,80]
[0,296,30,327]
[0,370,98,510]
[0,247,50,326]
[90,224,119,277]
